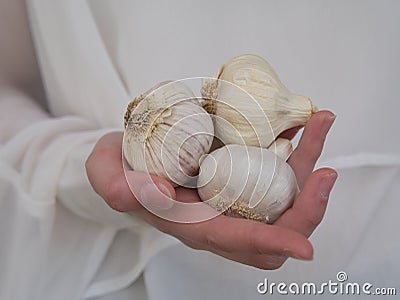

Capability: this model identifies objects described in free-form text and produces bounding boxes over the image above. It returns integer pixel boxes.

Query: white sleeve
[0,85,141,228]
[2,1,180,298]
[0,87,49,144]
[56,128,148,229]
[0,1,175,295]
[0,86,176,300]
[0,0,148,228]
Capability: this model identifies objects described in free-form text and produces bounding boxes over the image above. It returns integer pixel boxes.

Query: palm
[135,111,335,269]
[86,110,336,270]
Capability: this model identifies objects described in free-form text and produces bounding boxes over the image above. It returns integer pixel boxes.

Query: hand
[85,110,337,270]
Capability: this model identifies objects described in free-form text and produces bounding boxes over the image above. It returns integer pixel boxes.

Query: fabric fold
[27,0,129,127]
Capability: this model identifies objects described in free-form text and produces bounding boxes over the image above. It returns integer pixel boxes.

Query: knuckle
[299,148,320,165]
[104,175,125,212]
[85,151,95,174]
[85,145,117,177]
[155,222,173,236]
[308,149,322,164]
[97,145,118,160]
[255,255,286,270]
[247,234,259,253]
[248,226,265,254]
[185,241,204,251]
[204,232,223,252]
[304,215,321,229]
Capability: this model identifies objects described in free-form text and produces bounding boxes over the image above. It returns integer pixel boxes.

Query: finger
[152,214,313,260]
[174,186,202,203]
[220,252,288,270]
[275,168,337,238]
[278,126,302,140]
[288,110,335,188]
[85,131,176,212]
[179,236,289,270]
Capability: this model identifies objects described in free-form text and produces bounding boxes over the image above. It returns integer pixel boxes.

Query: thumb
[124,171,176,211]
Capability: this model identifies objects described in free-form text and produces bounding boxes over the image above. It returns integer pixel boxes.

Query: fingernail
[291,253,313,261]
[320,172,338,200]
[140,183,174,210]
[321,114,336,138]
[283,249,313,261]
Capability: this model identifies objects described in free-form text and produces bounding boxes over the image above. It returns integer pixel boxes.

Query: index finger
[288,110,335,188]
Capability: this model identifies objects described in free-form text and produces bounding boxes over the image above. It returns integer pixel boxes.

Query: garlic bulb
[197,144,298,224]
[123,81,214,186]
[201,54,317,148]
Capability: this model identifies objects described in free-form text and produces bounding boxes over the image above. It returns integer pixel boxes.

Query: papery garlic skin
[268,138,293,161]
[201,54,317,148]
[123,81,214,186]
[197,144,298,224]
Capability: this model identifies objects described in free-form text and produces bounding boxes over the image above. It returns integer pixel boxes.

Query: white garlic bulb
[201,54,317,148]
[197,144,298,223]
[123,81,214,186]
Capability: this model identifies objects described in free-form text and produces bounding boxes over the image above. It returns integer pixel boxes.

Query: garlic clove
[201,54,317,148]
[123,80,214,187]
[197,144,298,224]
[268,138,293,161]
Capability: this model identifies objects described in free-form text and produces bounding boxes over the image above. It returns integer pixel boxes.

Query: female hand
[85,110,337,270]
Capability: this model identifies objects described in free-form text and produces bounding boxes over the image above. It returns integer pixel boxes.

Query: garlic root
[197,144,298,224]
[123,81,214,186]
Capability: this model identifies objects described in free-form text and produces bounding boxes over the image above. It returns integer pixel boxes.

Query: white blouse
[0,0,399,299]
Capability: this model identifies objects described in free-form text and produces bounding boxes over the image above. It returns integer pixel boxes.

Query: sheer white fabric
[0,1,177,299]
[0,0,399,299]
